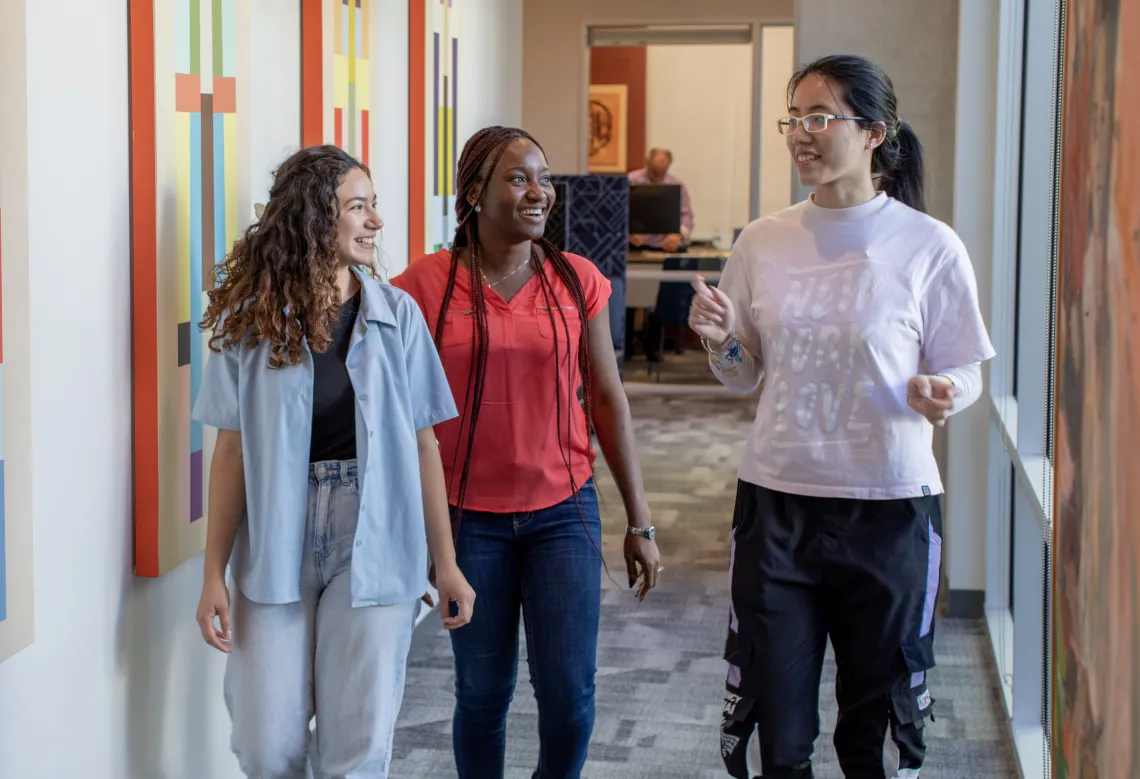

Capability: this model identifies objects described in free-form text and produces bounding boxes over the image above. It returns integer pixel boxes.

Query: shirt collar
[350,266,397,328]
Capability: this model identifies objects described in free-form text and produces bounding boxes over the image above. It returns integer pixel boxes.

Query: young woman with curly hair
[192,144,475,779]
[392,126,661,779]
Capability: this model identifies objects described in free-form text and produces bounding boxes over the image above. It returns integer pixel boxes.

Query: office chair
[647,256,722,382]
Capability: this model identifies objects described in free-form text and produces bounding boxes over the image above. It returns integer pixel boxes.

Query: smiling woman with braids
[191,144,474,778]
[392,126,660,778]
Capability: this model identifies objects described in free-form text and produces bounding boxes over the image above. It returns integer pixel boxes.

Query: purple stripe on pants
[911,520,942,688]
[727,527,742,686]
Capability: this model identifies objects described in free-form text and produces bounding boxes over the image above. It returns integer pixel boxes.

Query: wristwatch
[626,525,656,541]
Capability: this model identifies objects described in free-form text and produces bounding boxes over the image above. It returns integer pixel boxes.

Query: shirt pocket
[435,310,475,349]
[534,302,581,342]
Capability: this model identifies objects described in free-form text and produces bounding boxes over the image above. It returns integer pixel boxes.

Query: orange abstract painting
[1052,0,1140,776]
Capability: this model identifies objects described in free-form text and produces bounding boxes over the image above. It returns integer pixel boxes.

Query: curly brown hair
[200,144,371,367]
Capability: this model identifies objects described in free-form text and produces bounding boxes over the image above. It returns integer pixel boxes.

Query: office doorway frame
[580,21,795,224]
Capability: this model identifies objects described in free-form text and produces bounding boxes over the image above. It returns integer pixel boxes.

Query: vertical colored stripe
[347,0,356,85]
[451,35,456,198]
[176,113,192,323]
[199,0,213,90]
[175,0,191,72]
[190,449,204,521]
[360,0,369,59]
[335,108,344,149]
[220,0,235,77]
[408,0,426,260]
[200,94,215,292]
[189,0,201,75]
[348,84,356,155]
[178,365,191,525]
[224,114,238,250]
[354,0,362,63]
[190,113,202,307]
[432,32,439,196]
[190,111,204,455]
[362,109,370,168]
[301,0,323,147]
[129,0,160,576]
[339,0,348,56]
[212,0,223,78]
[213,112,226,268]
[451,35,458,198]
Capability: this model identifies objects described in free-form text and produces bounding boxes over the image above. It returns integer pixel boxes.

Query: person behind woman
[689,55,995,779]
[192,144,475,779]
[391,126,661,779]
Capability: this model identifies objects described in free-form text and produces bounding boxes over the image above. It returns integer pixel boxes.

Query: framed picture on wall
[588,84,628,173]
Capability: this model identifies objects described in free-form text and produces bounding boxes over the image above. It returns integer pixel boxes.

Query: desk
[626,268,721,283]
[625,251,726,308]
[627,248,732,264]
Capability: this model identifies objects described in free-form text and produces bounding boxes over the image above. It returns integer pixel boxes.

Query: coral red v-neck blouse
[390,249,612,512]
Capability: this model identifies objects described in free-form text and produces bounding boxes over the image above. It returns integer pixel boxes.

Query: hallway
[391,394,1019,778]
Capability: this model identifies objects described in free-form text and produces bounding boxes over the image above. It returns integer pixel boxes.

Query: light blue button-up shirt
[191,267,458,607]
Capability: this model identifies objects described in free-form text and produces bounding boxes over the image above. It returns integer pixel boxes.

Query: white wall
[248,0,301,211]
[644,44,752,243]
[758,25,794,218]
[0,0,522,776]
[792,0,959,225]
[373,0,410,277]
[0,0,35,663]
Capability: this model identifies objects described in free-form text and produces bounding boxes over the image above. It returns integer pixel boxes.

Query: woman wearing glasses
[689,55,995,779]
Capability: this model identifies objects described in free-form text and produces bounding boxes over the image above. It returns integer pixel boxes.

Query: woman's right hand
[196,575,233,653]
[688,274,736,346]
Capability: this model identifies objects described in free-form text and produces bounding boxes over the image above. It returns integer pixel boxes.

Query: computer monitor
[629,184,682,235]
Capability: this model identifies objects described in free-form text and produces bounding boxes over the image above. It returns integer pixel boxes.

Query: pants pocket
[892,632,937,726]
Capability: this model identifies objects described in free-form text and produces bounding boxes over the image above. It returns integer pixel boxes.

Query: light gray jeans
[224,459,419,779]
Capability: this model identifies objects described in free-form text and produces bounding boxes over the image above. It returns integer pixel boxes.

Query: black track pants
[719,481,941,779]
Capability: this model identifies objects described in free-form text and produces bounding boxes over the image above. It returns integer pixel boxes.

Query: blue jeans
[450,481,602,779]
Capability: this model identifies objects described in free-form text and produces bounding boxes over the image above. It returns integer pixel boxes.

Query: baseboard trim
[947,588,986,618]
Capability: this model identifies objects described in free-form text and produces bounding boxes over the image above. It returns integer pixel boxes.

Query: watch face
[646,527,656,541]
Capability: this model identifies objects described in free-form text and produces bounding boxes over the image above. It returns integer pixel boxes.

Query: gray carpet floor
[391,393,1019,778]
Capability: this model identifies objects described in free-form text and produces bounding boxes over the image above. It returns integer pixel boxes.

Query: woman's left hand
[624,531,662,601]
[906,374,961,427]
[433,564,476,630]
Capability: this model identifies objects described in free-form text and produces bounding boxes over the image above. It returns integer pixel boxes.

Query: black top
[309,291,360,462]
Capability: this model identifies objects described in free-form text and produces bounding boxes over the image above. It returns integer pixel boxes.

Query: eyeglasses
[777,113,866,135]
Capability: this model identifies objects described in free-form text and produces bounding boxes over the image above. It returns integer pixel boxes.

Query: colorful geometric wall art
[302,0,372,166]
[409,0,459,259]
[129,0,249,577]
[1052,0,1140,776]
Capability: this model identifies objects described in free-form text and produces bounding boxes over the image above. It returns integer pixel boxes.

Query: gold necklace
[481,249,537,288]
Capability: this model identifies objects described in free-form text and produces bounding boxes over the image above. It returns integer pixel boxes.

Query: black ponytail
[877,119,926,213]
[789,55,927,213]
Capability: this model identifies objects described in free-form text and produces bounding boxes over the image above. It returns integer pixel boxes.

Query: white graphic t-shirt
[716,193,995,500]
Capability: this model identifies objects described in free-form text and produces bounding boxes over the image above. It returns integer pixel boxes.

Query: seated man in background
[628,147,694,253]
